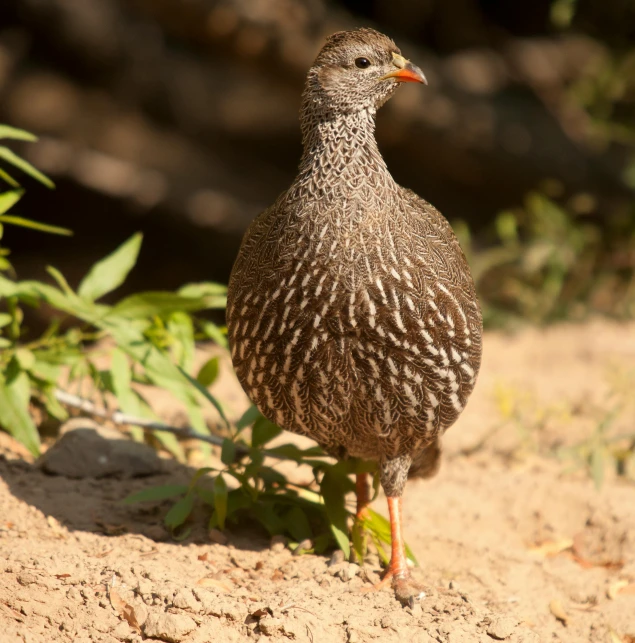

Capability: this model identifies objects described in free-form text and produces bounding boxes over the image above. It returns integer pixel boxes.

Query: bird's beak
[380,52,427,85]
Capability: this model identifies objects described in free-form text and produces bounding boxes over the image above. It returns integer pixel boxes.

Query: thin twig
[54,388,228,450]
[53,388,314,463]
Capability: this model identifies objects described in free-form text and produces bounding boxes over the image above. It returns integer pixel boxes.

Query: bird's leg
[361,454,426,604]
[362,495,426,604]
[352,472,371,562]
[355,472,371,519]
[382,496,410,581]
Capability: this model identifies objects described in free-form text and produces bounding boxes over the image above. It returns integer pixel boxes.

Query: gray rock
[337,563,360,582]
[328,550,346,566]
[38,420,163,478]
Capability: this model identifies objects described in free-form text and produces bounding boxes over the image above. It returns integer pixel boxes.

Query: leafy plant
[458,190,635,327]
[0,124,415,567]
[488,369,635,489]
[123,407,416,565]
[0,232,228,457]
[557,365,635,489]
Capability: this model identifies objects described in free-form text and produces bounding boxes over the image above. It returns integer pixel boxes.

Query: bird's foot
[361,568,427,607]
[392,575,427,607]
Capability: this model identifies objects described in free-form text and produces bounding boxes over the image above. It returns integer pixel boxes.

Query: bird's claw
[361,568,427,606]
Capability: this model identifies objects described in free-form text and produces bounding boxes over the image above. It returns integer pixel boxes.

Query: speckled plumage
[227,29,482,499]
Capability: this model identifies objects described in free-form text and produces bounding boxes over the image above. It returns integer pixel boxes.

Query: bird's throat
[290,108,393,203]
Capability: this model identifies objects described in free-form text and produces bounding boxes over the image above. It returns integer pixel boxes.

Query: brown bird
[227,28,482,603]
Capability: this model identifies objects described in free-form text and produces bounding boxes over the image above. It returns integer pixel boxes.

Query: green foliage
[459,190,635,327]
[489,367,635,489]
[556,367,635,489]
[0,232,228,457]
[0,124,416,566]
[0,128,228,456]
[123,404,414,562]
[0,126,70,273]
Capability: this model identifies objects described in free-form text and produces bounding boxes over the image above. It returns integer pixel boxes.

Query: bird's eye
[355,57,371,69]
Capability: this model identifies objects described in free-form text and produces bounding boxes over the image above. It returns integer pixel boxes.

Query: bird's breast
[227,197,482,458]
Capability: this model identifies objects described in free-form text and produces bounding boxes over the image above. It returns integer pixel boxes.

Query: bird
[226,28,483,603]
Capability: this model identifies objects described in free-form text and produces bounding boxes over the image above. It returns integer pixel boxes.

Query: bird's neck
[289,108,395,202]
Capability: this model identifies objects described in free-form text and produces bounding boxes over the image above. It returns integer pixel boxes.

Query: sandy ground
[1,320,635,643]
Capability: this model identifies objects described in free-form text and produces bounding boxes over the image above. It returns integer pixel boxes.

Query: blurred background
[1,0,634,328]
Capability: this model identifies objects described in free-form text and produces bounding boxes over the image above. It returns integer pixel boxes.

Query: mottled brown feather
[227,28,482,497]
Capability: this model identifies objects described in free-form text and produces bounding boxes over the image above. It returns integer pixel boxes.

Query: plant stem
[52,388,314,463]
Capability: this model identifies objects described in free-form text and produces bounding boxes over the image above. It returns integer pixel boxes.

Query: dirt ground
[1,320,635,643]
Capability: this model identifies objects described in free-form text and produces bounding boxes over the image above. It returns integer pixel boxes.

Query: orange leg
[362,496,426,603]
[352,472,371,562]
[355,472,371,519]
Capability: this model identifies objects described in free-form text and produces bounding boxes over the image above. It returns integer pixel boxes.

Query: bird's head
[303,28,426,117]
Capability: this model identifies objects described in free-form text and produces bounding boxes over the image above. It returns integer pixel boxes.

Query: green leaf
[109,348,185,460]
[199,321,228,348]
[40,385,68,421]
[179,366,229,428]
[0,214,71,236]
[244,447,264,479]
[196,356,219,388]
[252,416,282,448]
[313,532,332,554]
[236,405,261,431]
[110,292,207,319]
[221,438,236,466]
[123,484,189,504]
[0,189,23,214]
[78,233,142,302]
[172,526,192,541]
[46,266,77,298]
[164,493,196,530]
[196,487,216,507]
[0,369,40,456]
[320,469,350,559]
[0,312,12,328]
[265,443,310,461]
[0,146,54,188]
[178,282,227,298]
[285,505,312,543]
[258,466,287,487]
[0,125,37,142]
[101,323,209,447]
[214,474,228,529]
[110,348,138,412]
[168,311,194,372]
[29,359,65,385]
[0,167,19,188]
[14,348,35,371]
[253,501,286,535]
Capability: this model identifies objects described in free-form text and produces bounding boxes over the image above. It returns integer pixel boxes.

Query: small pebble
[208,529,228,545]
[17,572,38,586]
[270,535,287,552]
[338,563,360,582]
[329,550,346,566]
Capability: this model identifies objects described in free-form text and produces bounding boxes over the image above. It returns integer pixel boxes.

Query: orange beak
[380,52,427,85]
